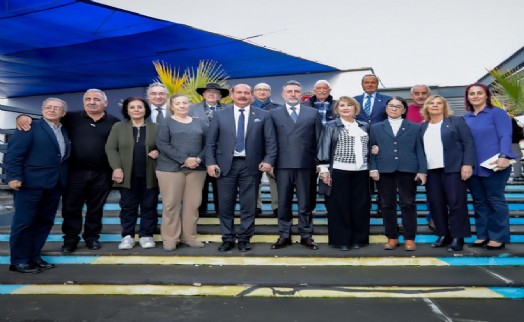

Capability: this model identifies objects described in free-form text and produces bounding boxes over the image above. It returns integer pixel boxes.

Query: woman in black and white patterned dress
[317,96,370,251]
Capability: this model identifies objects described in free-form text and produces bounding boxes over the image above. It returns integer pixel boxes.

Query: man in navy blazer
[354,74,392,126]
[270,80,323,250]
[6,98,71,273]
[206,84,277,252]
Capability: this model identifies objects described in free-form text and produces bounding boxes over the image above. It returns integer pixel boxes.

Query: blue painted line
[440,257,524,266]
[0,255,100,265]
[490,287,524,298]
[0,285,25,295]
[50,217,524,226]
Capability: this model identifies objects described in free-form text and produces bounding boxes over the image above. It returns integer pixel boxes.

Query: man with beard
[270,80,323,250]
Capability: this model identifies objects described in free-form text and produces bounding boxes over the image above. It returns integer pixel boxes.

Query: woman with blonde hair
[420,95,475,251]
[317,96,370,250]
[156,94,208,251]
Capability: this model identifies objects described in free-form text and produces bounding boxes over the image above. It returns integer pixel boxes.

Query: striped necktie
[364,95,372,116]
[235,109,245,152]
[290,107,298,123]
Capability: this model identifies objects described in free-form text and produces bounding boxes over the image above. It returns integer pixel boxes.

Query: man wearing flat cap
[190,82,230,216]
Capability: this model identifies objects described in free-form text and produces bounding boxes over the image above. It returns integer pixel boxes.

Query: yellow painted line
[197,218,328,226]
[9,285,505,298]
[91,256,448,266]
[151,235,388,244]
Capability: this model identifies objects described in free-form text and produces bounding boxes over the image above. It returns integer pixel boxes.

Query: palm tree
[489,67,524,115]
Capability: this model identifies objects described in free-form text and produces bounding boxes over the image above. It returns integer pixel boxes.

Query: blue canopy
[0,0,337,98]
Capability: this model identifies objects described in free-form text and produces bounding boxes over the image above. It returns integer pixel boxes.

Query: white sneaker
[118,235,135,250]
[139,236,156,249]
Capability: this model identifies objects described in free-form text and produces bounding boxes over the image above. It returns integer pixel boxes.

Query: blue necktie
[290,107,298,123]
[235,109,245,152]
[364,95,372,116]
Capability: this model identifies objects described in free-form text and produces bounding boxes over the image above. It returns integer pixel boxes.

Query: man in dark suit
[270,80,323,250]
[6,98,71,273]
[354,74,391,126]
[206,84,277,252]
[190,82,230,216]
[147,82,171,125]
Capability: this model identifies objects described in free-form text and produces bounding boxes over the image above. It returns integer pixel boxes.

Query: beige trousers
[156,170,206,248]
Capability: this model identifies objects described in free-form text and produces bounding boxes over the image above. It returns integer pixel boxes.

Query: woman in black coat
[316,96,370,251]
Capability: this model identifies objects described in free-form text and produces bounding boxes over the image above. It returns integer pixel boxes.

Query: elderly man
[355,74,391,126]
[147,82,170,125]
[7,98,70,273]
[17,89,119,253]
[270,80,323,250]
[252,82,281,216]
[303,80,337,125]
[406,84,431,123]
[190,83,230,216]
[206,84,277,252]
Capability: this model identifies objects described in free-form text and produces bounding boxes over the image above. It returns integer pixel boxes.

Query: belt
[233,156,246,160]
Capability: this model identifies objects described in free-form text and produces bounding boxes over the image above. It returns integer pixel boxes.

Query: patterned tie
[155,107,164,124]
[364,95,372,116]
[290,106,298,123]
[235,109,245,152]
[207,106,216,121]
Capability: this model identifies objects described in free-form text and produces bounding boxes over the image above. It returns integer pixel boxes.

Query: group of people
[5,75,516,274]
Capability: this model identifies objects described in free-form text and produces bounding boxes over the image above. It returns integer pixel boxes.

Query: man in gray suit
[206,84,277,252]
[270,80,323,250]
[147,82,170,125]
[190,83,230,216]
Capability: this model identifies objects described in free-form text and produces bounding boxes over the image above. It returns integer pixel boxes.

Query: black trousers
[199,175,219,214]
[276,168,315,238]
[119,176,159,238]
[61,168,112,242]
[325,169,370,246]
[426,169,471,238]
[377,171,417,240]
[216,159,260,242]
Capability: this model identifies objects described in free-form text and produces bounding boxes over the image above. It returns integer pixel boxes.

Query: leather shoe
[484,242,505,250]
[383,239,399,250]
[447,238,464,252]
[272,209,279,217]
[86,239,102,250]
[352,243,365,249]
[339,245,350,251]
[469,240,489,248]
[271,237,292,249]
[218,241,235,252]
[9,263,41,274]
[431,236,450,248]
[34,260,56,270]
[238,241,251,252]
[256,208,262,215]
[404,240,416,251]
[300,237,319,250]
[61,242,77,253]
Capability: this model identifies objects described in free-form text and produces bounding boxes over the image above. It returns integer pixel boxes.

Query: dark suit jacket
[370,119,426,174]
[420,116,476,173]
[189,101,225,125]
[205,106,277,177]
[354,92,392,126]
[270,105,323,169]
[6,119,71,189]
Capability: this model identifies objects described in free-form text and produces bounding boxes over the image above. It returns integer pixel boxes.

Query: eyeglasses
[255,88,270,92]
[386,104,404,110]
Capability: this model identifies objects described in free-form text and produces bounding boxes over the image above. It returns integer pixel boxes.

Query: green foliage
[489,67,524,115]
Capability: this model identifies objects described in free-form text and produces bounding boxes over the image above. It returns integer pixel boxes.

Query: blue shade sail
[0,0,337,97]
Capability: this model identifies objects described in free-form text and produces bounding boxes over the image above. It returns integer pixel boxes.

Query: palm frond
[182,60,232,103]
[152,60,187,96]
[488,67,524,115]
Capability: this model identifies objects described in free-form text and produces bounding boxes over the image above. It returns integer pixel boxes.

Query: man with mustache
[205,84,276,252]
